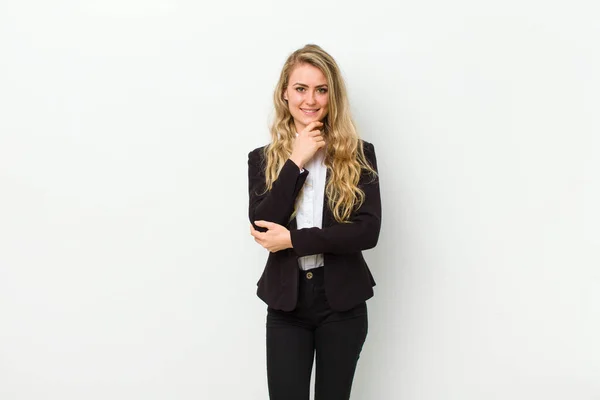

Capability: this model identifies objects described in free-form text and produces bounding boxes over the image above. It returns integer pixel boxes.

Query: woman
[248,44,381,400]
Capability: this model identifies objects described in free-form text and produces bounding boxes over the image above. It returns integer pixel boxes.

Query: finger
[307,120,324,130]
[300,121,323,135]
[254,220,276,229]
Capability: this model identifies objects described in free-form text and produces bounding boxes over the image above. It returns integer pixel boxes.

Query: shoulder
[359,139,377,164]
[359,139,375,153]
[248,144,268,157]
[248,144,269,165]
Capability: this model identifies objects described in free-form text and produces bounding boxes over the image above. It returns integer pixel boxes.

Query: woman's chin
[304,115,324,125]
[293,113,325,131]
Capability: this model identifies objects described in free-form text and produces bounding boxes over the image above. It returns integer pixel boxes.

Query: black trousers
[266,267,368,400]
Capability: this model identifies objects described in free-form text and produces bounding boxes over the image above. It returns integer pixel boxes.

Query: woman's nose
[305,90,317,104]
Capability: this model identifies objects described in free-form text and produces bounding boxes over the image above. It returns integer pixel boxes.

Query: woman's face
[283,63,329,133]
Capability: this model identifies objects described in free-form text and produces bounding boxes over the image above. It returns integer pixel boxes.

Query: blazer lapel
[322,166,334,228]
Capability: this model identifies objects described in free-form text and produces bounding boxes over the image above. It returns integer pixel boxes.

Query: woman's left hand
[250,221,293,252]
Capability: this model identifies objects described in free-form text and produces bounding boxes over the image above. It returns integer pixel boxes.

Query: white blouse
[295,135,327,271]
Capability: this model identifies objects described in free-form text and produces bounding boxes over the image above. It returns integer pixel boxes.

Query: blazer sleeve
[248,147,308,232]
[290,142,382,255]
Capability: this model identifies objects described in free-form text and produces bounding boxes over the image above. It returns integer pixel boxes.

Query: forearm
[248,152,308,231]
[290,215,381,255]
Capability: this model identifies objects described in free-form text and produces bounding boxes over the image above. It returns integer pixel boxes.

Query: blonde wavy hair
[262,44,377,223]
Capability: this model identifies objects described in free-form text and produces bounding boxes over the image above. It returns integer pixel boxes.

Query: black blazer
[247,140,381,312]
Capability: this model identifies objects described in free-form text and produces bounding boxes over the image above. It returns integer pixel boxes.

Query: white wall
[1,1,598,399]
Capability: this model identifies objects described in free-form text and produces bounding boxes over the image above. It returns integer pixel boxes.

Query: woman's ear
[283,88,288,101]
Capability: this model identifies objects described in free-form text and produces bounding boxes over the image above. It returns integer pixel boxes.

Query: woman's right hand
[289,121,325,170]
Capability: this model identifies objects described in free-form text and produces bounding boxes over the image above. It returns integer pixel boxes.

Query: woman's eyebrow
[292,83,328,88]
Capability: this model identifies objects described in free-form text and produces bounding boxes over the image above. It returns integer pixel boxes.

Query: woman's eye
[295,87,327,93]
